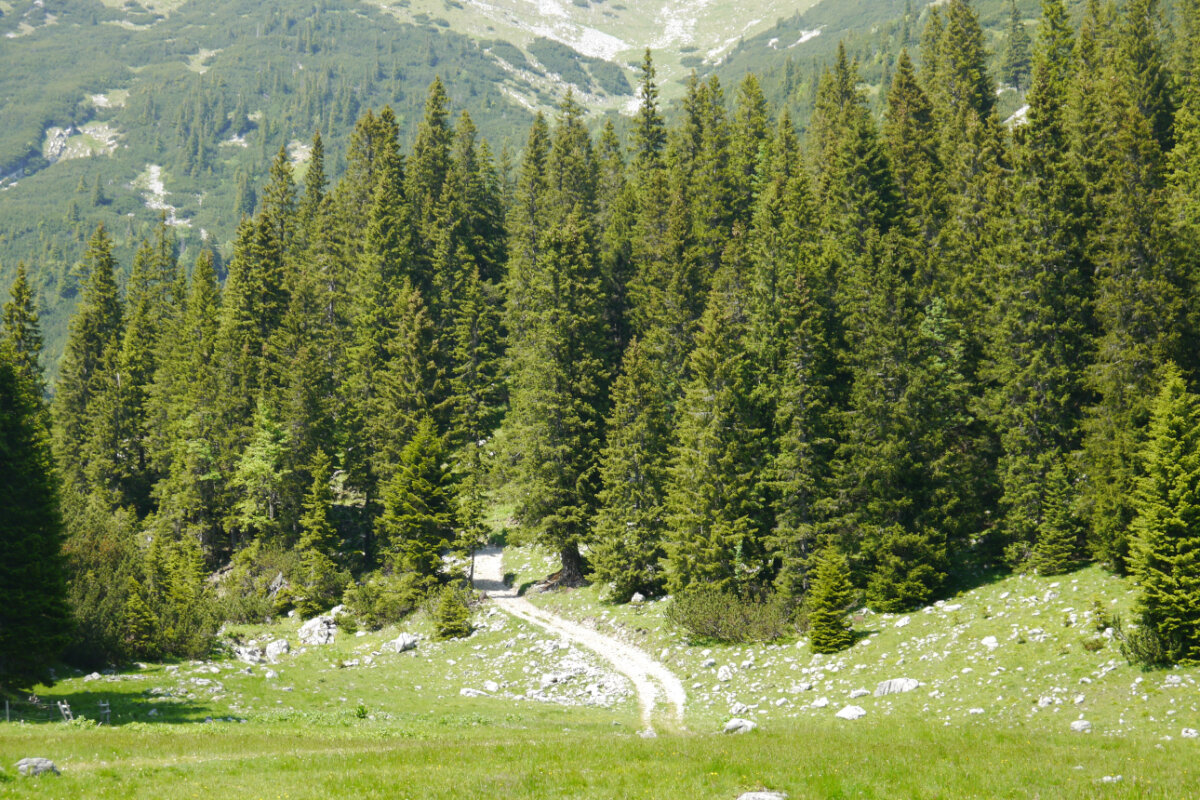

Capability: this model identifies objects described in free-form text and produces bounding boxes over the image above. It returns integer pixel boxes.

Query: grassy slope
[3,551,1200,796]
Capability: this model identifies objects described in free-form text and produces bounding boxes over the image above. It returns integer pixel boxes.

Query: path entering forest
[471,546,687,734]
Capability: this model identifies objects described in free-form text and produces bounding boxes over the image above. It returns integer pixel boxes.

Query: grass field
[3,549,1200,797]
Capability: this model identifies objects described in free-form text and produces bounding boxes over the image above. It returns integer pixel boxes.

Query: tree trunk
[557,543,587,588]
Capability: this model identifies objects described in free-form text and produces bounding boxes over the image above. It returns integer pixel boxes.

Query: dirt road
[472,546,686,734]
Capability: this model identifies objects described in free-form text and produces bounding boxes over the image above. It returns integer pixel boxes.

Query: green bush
[342,572,432,630]
[215,542,303,624]
[666,586,792,643]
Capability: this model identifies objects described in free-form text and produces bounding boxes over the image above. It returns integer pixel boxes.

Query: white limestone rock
[1070,719,1093,733]
[265,639,290,663]
[723,717,757,734]
[835,705,866,720]
[874,678,920,697]
[383,633,419,653]
[298,616,336,646]
[16,758,59,777]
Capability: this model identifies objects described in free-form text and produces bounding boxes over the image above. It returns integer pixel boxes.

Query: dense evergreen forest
[5,0,1200,685]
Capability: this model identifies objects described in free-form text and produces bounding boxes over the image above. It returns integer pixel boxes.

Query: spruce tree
[806,547,855,654]
[885,51,946,253]
[1001,0,1033,89]
[148,251,226,558]
[53,224,123,491]
[1080,73,1178,571]
[377,417,456,578]
[295,449,342,616]
[0,340,70,686]
[592,336,674,600]
[1029,458,1081,575]
[1129,366,1200,664]
[663,242,770,596]
[505,212,608,585]
[985,0,1091,565]
[2,262,44,392]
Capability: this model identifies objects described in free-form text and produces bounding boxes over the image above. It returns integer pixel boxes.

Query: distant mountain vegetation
[0,0,1048,365]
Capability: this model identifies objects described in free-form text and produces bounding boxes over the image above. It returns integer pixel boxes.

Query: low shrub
[666,586,793,643]
[342,572,432,630]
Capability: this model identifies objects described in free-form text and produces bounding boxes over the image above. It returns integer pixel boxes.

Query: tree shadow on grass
[5,683,224,727]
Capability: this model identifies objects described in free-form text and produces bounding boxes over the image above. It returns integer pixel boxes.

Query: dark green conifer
[2,262,44,391]
[1000,0,1033,89]
[806,547,855,654]
[377,418,456,578]
[663,240,769,595]
[1129,366,1200,663]
[0,340,70,686]
[592,337,675,600]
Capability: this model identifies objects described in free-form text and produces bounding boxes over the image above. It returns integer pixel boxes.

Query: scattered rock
[298,616,337,646]
[875,678,919,697]
[16,758,59,777]
[968,708,984,715]
[1070,720,1093,734]
[147,708,159,717]
[981,636,999,651]
[234,645,264,664]
[717,665,734,682]
[943,603,963,613]
[1183,728,1199,739]
[1100,775,1123,784]
[894,616,911,628]
[835,705,866,720]
[460,688,488,697]
[811,697,829,709]
[83,672,101,682]
[731,701,751,715]
[483,680,500,693]
[630,593,645,604]
[701,657,716,668]
[383,633,419,653]
[737,793,788,800]
[265,639,290,663]
[723,717,757,734]
[329,604,348,617]
[638,728,656,738]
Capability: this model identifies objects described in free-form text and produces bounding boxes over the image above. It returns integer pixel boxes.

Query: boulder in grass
[17,758,59,777]
[835,705,866,720]
[723,717,757,734]
[383,633,419,653]
[737,793,788,800]
[298,616,336,646]
[875,677,920,697]
[1070,720,1092,733]
[265,639,290,662]
[234,645,264,664]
